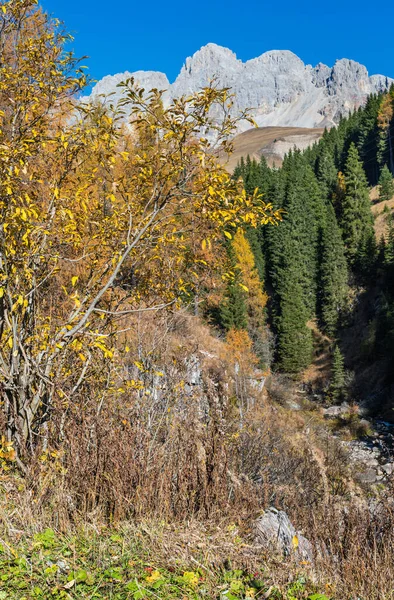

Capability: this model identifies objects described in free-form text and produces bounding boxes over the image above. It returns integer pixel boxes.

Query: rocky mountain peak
[87,44,393,133]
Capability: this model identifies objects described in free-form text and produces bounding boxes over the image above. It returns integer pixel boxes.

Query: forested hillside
[229,89,394,413]
[2,3,394,600]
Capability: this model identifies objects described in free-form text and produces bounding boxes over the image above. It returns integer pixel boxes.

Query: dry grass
[370,185,394,239]
[218,126,324,172]
[2,310,394,598]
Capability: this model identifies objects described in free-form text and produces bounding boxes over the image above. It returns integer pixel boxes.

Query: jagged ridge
[88,43,393,132]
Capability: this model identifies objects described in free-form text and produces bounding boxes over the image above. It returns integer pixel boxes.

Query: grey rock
[323,403,350,418]
[185,354,202,386]
[254,507,313,561]
[357,469,379,484]
[382,463,394,476]
[56,560,69,573]
[86,43,393,135]
[286,401,302,411]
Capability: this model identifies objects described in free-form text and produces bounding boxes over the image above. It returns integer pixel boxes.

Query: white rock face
[87,43,393,132]
[88,70,170,106]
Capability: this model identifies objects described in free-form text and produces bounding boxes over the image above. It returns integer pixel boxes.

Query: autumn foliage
[0,0,280,468]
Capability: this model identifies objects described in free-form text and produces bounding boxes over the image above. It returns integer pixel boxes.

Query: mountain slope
[219,126,325,171]
[88,43,393,133]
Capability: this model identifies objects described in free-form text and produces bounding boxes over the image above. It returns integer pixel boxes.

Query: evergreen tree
[219,244,248,331]
[341,143,374,266]
[316,146,338,199]
[377,89,394,172]
[329,345,346,403]
[245,227,265,281]
[357,93,382,184]
[384,213,394,271]
[377,234,386,269]
[258,155,272,196]
[378,165,394,202]
[264,152,324,372]
[318,204,349,336]
[233,156,246,181]
[276,271,313,373]
[232,163,242,181]
[244,157,261,195]
[357,233,378,279]
[240,155,245,173]
[281,153,323,314]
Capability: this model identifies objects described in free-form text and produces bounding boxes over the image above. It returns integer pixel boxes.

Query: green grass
[0,527,330,599]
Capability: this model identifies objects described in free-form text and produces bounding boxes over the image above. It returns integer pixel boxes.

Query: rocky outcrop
[86,43,393,133]
[254,508,313,561]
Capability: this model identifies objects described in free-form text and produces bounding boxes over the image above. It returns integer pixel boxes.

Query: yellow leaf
[239,283,249,292]
[224,231,232,239]
[292,535,299,550]
[94,341,113,359]
[146,570,161,584]
[71,276,78,287]
[78,353,87,362]
[0,288,4,298]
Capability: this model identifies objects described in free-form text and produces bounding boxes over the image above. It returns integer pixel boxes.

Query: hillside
[371,185,394,239]
[2,3,394,600]
[219,126,325,171]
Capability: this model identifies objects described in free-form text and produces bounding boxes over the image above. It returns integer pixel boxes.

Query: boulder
[254,508,313,561]
[323,403,350,418]
[382,463,394,476]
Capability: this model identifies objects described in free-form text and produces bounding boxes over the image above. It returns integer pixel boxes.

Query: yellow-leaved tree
[0,0,281,467]
[232,229,270,366]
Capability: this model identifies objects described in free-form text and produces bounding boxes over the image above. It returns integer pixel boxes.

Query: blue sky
[44,0,394,87]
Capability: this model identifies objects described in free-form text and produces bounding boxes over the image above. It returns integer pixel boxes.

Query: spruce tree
[220,277,247,331]
[384,213,394,270]
[280,153,322,314]
[219,243,247,331]
[258,155,272,196]
[378,165,394,202]
[244,157,261,195]
[266,152,323,373]
[316,146,338,199]
[357,233,378,279]
[232,162,243,181]
[329,345,346,403]
[357,93,382,184]
[276,272,313,373]
[245,227,265,281]
[341,143,374,266]
[318,204,349,336]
